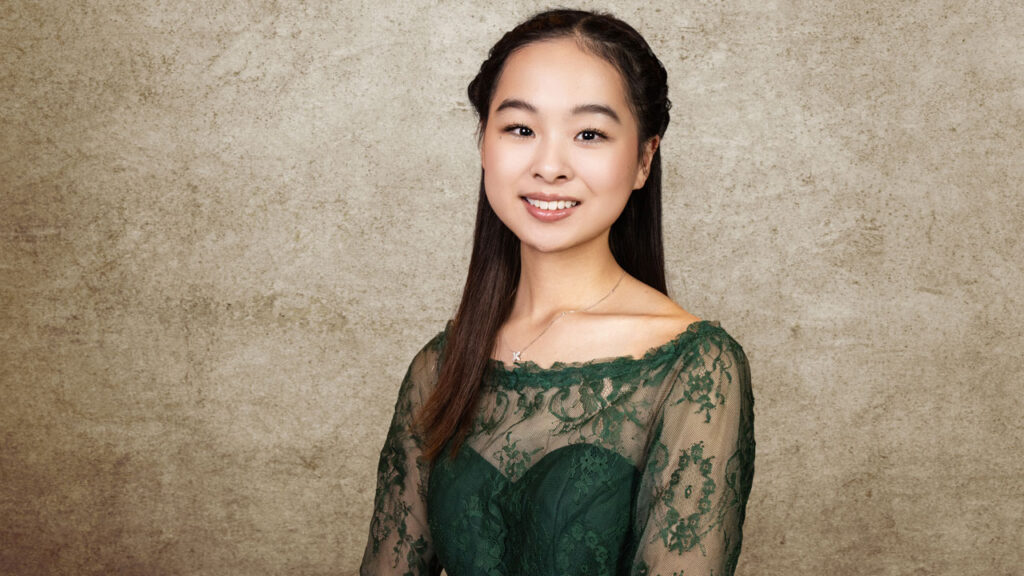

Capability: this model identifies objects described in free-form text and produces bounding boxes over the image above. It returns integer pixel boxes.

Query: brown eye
[504,124,533,137]
[577,129,606,142]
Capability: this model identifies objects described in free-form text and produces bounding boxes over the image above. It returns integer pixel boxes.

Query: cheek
[577,148,640,194]
[482,137,530,193]
[484,137,527,173]
[482,141,514,210]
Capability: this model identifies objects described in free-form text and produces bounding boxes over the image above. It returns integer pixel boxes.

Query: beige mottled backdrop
[1,0,1021,574]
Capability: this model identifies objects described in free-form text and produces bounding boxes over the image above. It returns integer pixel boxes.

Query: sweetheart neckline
[442,441,638,485]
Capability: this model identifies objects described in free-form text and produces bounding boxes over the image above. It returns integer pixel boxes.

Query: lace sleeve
[359,340,443,576]
[631,330,755,576]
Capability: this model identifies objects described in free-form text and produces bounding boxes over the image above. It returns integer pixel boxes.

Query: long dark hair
[418,9,673,462]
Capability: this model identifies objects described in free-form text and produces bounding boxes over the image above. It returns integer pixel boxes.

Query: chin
[520,232,607,256]
[499,213,610,255]
[523,242,570,254]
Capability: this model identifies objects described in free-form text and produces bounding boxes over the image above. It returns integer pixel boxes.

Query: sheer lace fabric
[360,320,754,576]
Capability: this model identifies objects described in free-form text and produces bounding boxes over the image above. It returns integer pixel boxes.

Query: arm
[359,341,442,576]
[631,331,755,576]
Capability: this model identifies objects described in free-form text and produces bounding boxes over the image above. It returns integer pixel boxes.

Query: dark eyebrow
[495,99,621,124]
[495,98,537,113]
[572,103,621,124]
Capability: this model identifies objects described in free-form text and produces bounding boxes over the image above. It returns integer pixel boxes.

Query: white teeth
[526,197,578,210]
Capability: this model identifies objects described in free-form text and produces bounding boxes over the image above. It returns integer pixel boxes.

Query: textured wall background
[1,1,1021,574]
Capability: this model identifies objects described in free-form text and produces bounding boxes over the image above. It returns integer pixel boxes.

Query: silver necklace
[504,271,626,365]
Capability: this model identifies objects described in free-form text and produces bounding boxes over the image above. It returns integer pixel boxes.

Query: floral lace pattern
[360,320,754,576]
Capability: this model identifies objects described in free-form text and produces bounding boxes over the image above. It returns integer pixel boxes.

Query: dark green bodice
[361,320,755,576]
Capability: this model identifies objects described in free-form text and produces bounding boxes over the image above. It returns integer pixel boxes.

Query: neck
[511,234,624,324]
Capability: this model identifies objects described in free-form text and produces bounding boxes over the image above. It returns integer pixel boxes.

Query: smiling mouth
[522,197,580,211]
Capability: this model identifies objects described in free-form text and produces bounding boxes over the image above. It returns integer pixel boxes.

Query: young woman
[360,9,754,576]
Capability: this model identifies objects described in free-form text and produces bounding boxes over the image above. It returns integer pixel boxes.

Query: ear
[632,135,660,190]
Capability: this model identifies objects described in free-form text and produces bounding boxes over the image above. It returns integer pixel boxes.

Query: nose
[531,136,572,183]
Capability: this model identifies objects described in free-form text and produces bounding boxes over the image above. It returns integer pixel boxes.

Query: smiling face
[481,37,658,256]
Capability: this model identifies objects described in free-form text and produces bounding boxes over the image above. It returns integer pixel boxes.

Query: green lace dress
[360,320,754,576]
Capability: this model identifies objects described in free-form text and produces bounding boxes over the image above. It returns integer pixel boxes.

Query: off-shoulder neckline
[433,319,734,390]
[484,319,718,374]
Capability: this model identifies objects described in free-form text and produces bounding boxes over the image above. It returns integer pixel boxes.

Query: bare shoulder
[608,276,702,356]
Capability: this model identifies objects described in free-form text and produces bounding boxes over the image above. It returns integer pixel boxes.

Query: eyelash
[501,124,608,142]
[503,124,534,137]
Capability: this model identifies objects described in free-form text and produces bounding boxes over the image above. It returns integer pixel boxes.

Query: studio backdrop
[1,1,1021,574]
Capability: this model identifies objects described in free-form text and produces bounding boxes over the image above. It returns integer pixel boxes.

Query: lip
[521,196,579,222]
[521,193,580,203]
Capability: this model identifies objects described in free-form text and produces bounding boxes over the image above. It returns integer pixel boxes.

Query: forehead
[491,37,632,116]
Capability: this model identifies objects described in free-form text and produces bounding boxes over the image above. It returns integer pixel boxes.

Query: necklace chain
[504,271,626,365]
